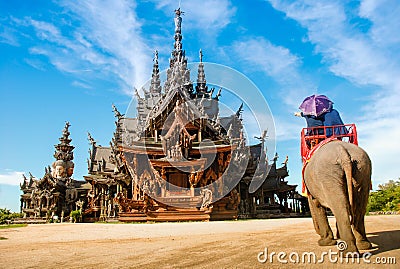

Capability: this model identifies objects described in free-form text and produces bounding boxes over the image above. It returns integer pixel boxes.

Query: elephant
[303,140,372,253]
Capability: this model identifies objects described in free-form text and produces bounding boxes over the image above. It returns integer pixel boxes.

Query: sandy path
[0,215,399,268]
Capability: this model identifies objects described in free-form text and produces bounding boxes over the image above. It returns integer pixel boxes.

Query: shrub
[70,210,81,223]
[0,208,23,224]
[367,179,400,213]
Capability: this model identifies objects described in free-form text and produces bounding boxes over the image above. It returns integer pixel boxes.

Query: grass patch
[0,224,28,229]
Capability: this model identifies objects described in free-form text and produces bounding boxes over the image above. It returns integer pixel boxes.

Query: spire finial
[150,50,162,94]
[63,121,70,137]
[154,50,158,64]
[87,132,96,145]
[170,7,185,61]
[196,49,207,94]
[112,104,124,120]
[174,8,184,33]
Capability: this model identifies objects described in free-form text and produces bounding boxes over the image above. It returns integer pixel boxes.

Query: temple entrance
[168,173,188,193]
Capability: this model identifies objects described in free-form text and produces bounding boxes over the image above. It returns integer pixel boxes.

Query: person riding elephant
[320,107,348,137]
[303,140,372,253]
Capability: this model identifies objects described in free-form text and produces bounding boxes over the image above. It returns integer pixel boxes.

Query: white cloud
[30,20,61,39]
[359,0,400,48]
[0,24,20,46]
[267,0,400,184]
[151,0,236,33]
[24,58,46,71]
[0,171,24,186]
[59,0,152,90]
[267,0,400,99]
[232,38,300,79]
[72,80,93,89]
[5,0,234,95]
[230,37,315,109]
[9,0,153,95]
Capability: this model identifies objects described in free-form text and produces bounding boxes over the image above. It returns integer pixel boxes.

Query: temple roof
[89,145,115,173]
[53,121,74,162]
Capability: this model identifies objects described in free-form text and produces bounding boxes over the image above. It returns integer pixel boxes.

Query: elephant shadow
[367,230,400,255]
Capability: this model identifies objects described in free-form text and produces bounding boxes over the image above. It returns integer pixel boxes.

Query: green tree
[367,179,400,213]
[0,208,23,224]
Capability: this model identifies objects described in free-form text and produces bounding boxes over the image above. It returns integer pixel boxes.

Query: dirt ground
[0,215,399,269]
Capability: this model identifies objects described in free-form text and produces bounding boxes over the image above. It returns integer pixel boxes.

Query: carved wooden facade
[19,9,307,223]
[20,123,90,220]
[82,9,306,222]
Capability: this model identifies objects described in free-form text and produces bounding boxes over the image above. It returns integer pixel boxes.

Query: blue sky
[1,0,399,212]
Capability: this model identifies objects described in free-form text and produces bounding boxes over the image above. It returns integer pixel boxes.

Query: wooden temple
[20,122,90,221]
[82,9,306,222]
[19,9,308,223]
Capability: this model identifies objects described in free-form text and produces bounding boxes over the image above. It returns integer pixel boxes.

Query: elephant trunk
[338,145,354,225]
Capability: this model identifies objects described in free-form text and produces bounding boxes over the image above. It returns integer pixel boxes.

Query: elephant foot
[318,238,337,246]
[357,240,372,250]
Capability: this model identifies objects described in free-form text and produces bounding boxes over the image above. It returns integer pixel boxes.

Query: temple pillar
[133,181,137,200]
[161,168,166,197]
[100,201,104,220]
[218,173,223,194]
[252,197,256,214]
[190,185,195,197]
[198,128,202,142]
[161,187,166,197]
[100,189,106,221]
[261,190,265,205]
[131,180,135,199]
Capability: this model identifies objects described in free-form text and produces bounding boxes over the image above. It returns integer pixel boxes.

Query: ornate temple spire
[196,49,208,94]
[163,7,192,94]
[170,8,187,67]
[174,8,183,48]
[87,132,96,146]
[52,122,75,180]
[149,50,162,94]
[112,104,124,120]
[54,122,74,162]
[254,130,268,162]
[111,104,123,145]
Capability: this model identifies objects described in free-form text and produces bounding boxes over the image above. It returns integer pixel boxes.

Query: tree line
[367,179,400,213]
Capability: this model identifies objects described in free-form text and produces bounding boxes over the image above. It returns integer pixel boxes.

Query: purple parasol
[299,94,333,117]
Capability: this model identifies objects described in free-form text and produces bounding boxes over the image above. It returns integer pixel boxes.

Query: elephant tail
[338,145,354,225]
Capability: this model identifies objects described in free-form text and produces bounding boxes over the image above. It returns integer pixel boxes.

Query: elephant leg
[308,195,336,246]
[330,200,358,253]
[353,214,371,250]
[352,185,372,250]
[336,222,340,239]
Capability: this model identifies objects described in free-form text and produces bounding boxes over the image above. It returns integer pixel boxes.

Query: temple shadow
[367,230,400,255]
